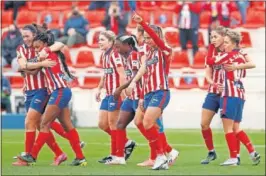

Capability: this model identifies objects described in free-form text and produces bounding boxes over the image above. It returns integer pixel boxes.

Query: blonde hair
[212,25,228,36]
[225,30,242,45]
[99,30,116,43]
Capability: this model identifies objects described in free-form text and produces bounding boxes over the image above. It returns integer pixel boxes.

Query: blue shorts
[48,88,72,109]
[100,95,122,112]
[24,88,49,114]
[202,93,220,113]
[120,98,139,113]
[220,97,245,122]
[144,90,170,111]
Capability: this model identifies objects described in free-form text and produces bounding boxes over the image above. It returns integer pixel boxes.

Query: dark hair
[149,25,163,39]
[33,32,75,80]
[22,24,38,34]
[116,34,139,51]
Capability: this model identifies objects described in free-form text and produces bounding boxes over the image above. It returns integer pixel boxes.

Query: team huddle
[11,12,260,170]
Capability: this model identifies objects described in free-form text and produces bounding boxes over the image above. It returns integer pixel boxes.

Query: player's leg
[57,107,87,166]
[200,93,220,164]
[220,97,239,166]
[233,99,260,165]
[143,90,171,170]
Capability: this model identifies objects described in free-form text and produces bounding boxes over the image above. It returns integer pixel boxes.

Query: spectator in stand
[89,1,135,12]
[176,1,202,56]
[57,6,89,47]
[4,1,26,25]
[2,24,23,71]
[1,76,12,113]
[236,0,249,24]
[88,1,110,11]
[102,1,129,35]
[202,1,238,44]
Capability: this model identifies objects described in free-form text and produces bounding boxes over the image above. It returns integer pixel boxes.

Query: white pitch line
[2,141,265,148]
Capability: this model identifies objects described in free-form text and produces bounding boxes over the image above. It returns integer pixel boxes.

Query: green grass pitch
[1,128,265,175]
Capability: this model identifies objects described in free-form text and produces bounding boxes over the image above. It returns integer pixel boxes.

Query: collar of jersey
[104,47,113,56]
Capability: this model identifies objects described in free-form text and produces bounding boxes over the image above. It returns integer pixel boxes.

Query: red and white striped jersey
[41,51,68,93]
[214,49,247,100]
[102,48,124,96]
[139,21,172,95]
[123,50,142,100]
[17,44,46,91]
[205,44,224,94]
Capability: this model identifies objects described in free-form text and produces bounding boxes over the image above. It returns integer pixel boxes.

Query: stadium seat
[128,10,151,28]
[153,10,175,27]
[168,77,176,88]
[200,78,209,90]
[2,10,13,28]
[61,47,72,67]
[74,50,95,68]
[39,11,62,28]
[47,1,73,11]
[230,11,242,27]
[139,1,159,11]
[80,71,101,89]
[84,10,105,28]
[76,1,91,10]
[187,31,205,48]
[170,51,190,69]
[165,31,180,48]
[96,57,103,68]
[242,10,265,28]
[250,1,265,11]
[88,31,101,48]
[177,72,199,89]
[17,11,38,28]
[1,31,8,41]
[240,31,252,48]
[27,1,48,11]
[191,50,207,69]
[9,76,24,89]
[159,2,177,11]
[200,11,211,28]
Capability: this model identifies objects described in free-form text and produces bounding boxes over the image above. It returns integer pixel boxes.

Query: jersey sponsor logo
[213,65,222,70]
[132,60,139,67]
[146,56,159,66]
[114,57,122,65]
[234,81,244,89]
[125,69,132,76]
[104,68,114,74]
[27,57,39,63]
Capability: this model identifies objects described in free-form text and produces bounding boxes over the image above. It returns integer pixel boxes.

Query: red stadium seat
[1,31,8,41]
[168,77,176,88]
[88,31,101,48]
[200,11,211,28]
[177,72,199,89]
[139,1,159,11]
[240,31,252,48]
[80,71,101,89]
[39,11,62,28]
[76,1,91,10]
[191,50,207,69]
[187,31,205,48]
[230,11,242,27]
[17,11,38,28]
[165,31,180,48]
[47,1,73,11]
[153,10,175,27]
[27,1,48,11]
[96,56,103,68]
[242,10,265,28]
[250,1,265,11]
[128,10,151,28]
[2,10,13,28]
[84,10,105,28]
[200,78,209,90]
[170,51,190,69]
[160,2,177,11]
[9,76,24,89]
[74,50,95,68]
[61,47,72,67]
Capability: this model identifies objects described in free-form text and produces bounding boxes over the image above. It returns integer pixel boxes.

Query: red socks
[159,132,172,153]
[111,130,117,156]
[201,128,214,151]
[50,121,68,139]
[67,128,84,159]
[46,132,63,157]
[225,132,238,158]
[236,130,254,153]
[116,129,126,157]
[25,131,36,154]
[236,138,241,155]
[146,125,164,155]
[137,123,149,140]
[104,127,111,136]
[31,132,50,159]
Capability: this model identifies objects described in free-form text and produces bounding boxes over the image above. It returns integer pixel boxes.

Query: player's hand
[138,99,144,112]
[113,88,122,101]
[132,12,143,23]
[223,63,238,71]
[127,82,136,95]
[41,59,57,67]
[214,83,224,93]
[39,49,49,61]
[95,89,101,102]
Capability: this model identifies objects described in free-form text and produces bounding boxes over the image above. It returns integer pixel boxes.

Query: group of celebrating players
[11,11,260,170]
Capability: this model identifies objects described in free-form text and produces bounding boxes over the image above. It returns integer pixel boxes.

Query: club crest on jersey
[213,65,222,70]
[132,60,139,67]
[146,56,159,66]
[104,68,113,74]
[125,69,132,76]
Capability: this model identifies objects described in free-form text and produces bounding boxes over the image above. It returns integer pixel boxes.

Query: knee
[143,117,153,130]
[25,119,36,130]
[201,123,210,130]
[116,120,125,130]
[98,121,108,131]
